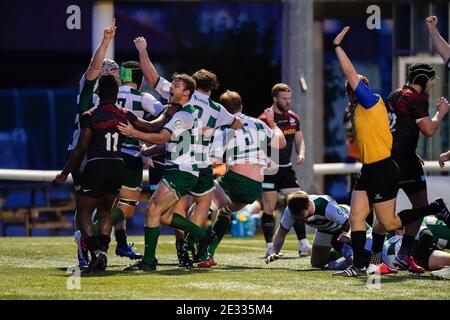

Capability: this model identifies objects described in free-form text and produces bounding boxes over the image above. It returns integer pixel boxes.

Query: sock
[262,212,275,243]
[93,208,125,233]
[143,226,160,265]
[208,214,231,257]
[398,234,415,258]
[293,220,307,240]
[266,242,273,255]
[370,232,385,265]
[169,213,206,240]
[397,202,440,226]
[299,238,310,250]
[115,229,127,248]
[86,235,100,257]
[98,234,111,252]
[351,231,367,269]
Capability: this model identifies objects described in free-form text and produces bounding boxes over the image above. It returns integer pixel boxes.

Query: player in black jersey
[53,75,169,274]
[386,61,449,273]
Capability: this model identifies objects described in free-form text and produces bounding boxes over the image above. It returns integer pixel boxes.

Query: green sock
[93,208,125,234]
[143,226,160,265]
[115,229,127,248]
[208,215,230,256]
[169,213,206,240]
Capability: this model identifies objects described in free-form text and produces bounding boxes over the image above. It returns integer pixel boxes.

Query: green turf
[0,235,448,300]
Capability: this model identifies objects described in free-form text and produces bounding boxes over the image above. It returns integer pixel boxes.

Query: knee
[377,218,397,232]
[310,256,326,269]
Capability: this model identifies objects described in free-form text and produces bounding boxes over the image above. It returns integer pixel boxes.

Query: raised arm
[333,27,360,91]
[134,37,160,87]
[426,16,450,65]
[85,19,117,81]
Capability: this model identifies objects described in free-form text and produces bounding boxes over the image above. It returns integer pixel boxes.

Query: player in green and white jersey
[383,224,450,277]
[265,191,358,269]
[118,74,216,271]
[133,37,243,264]
[102,60,164,260]
[422,216,450,250]
[193,90,286,268]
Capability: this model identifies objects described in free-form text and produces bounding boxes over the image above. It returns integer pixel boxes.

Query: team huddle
[53,16,450,279]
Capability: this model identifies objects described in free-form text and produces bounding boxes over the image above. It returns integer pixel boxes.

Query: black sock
[293,220,306,240]
[115,229,128,248]
[397,202,439,226]
[87,235,100,257]
[398,234,415,257]
[98,235,111,252]
[261,212,275,243]
[370,232,385,265]
[351,231,367,269]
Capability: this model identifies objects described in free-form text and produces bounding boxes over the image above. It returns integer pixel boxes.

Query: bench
[0,183,75,236]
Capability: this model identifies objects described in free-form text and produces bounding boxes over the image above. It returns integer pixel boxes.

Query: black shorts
[77,159,124,198]
[148,160,165,193]
[392,152,426,196]
[262,166,300,192]
[353,157,399,203]
[413,243,437,271]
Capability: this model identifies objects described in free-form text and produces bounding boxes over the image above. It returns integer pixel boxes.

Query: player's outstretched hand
[52,173,67,188]
[333,26,350,46]
[439,150,450,168]
[118,121,137,138]
[264,108,275,123]
[265,253,280,265]
[134,37,147,52]
[425,16,438,31]
[104,19,116,41]
[437,97,449,116]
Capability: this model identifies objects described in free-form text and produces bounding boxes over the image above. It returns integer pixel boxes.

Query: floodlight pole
[281,0,316,192]
[92,1,115,59]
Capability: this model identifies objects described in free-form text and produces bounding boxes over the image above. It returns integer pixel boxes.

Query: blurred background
[0,0,449,236]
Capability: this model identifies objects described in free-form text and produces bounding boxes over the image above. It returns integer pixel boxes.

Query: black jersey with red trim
[386,85,429,154]
[80,103,137,160]
[259,110,300,165]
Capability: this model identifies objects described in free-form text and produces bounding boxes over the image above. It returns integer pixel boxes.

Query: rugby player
[331,27,450,277]
[258,83,311,258]
[195,90,286,267]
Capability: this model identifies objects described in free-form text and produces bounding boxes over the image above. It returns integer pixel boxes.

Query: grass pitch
[0,235,449,300]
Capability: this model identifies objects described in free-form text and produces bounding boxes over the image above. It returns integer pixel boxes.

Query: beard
[276,102,290,112]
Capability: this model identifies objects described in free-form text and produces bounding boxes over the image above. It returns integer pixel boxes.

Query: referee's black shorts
[353,157,399,203]
[392,152,427,196]
[77,159,124,198]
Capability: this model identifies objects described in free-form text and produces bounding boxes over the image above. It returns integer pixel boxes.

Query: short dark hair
[121,60,143,87]
[220,90,242,114]
[172,73,196,98]
[98,74,119,102]
[287,191,309,215]
[192,69,219,92]
[271,83,292,97]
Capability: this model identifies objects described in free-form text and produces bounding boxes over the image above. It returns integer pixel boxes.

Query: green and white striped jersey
[280,195,350,234]
[117,85,164,157]
[422,216,450,249]
[163,104,202,176]
[68,74,98,151]
[155,77,236,168]
[210,112,273,168]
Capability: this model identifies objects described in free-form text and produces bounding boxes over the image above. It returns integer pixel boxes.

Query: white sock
[266,242,273,254]
[299,239,310,250]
